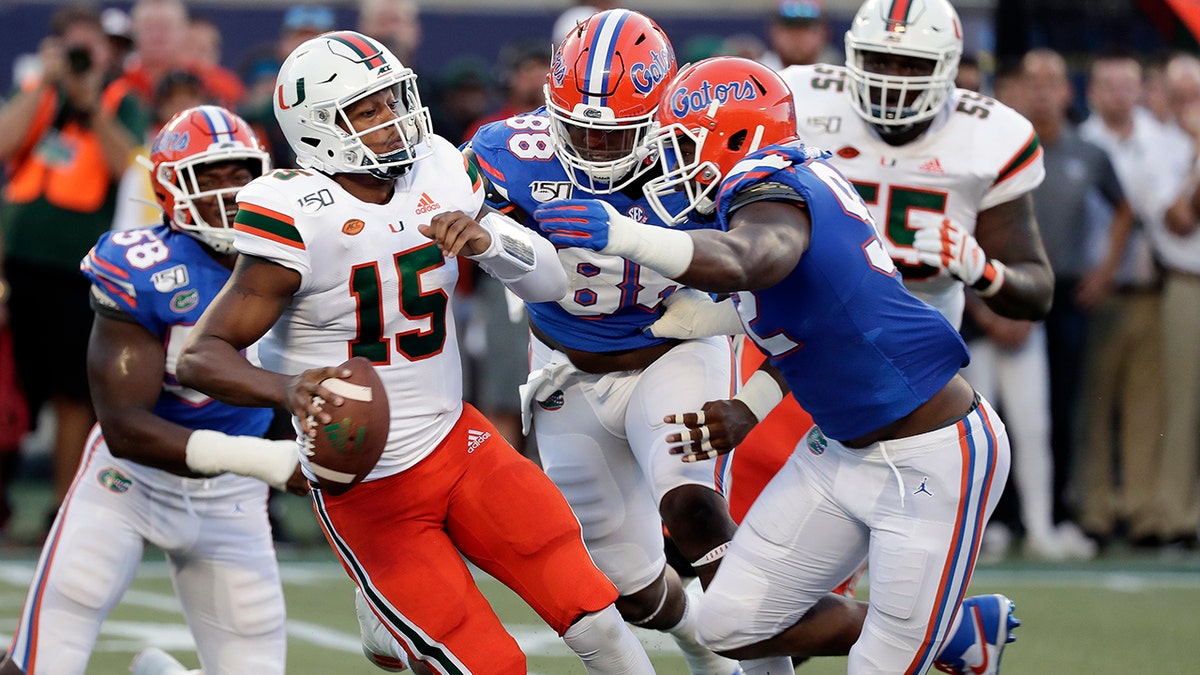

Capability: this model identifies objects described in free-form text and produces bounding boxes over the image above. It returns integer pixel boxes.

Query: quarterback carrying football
[176,31,653,675]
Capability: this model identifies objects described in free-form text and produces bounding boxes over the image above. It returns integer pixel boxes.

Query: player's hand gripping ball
[303,357,389,496]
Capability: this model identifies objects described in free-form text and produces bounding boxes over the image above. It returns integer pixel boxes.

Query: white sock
[666,589,740,675]
[738,656,795,675]
[562,605,655,674]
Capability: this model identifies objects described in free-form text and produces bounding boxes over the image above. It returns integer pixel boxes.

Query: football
[303,356,390,496]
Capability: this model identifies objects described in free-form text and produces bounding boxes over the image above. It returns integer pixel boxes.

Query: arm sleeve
[469,211,567,303]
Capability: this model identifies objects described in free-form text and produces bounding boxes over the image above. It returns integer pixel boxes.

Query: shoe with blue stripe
[933,594,1020,674]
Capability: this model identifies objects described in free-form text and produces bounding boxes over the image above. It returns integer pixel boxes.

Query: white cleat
[356,587,411,672]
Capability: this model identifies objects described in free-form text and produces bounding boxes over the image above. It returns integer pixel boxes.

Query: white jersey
[781,64,1045,326]
[234,135,485,478]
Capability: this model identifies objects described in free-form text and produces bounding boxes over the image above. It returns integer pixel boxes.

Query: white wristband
[976,259,1007,298]
[185,429,299,490]
[733,370,785,422]
[602,204,695,279]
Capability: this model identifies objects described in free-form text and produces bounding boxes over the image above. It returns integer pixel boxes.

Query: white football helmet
[274,30,432,179]
[844,0,962,128]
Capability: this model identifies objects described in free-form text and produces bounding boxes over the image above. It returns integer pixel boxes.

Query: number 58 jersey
[232,134,485,477]
[781,64,1045,327]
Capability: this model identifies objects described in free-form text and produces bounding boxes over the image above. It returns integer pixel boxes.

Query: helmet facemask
[315,77,432,179]
[845,46,957,132]
[546,84,658,194]
[544,8,677,195]
[159,157,266,253]
[148,105,270,254]
[644,125,721,226]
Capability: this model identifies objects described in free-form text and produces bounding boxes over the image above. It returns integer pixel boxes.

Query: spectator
[184,14,222,66]
[462,38,550,142]
[0,4,144,526]
[358,0,421,66]
[1153,53,1200,551]
[238,4,337,169]
[966,49,1119,561]
[100,7,134,78]
[957,53,983,92]
[1077,51,1169,550]
[722,33,768,62]
[110,69,215,233]
[759,0,835,71]
[1142,53,1173,125]
[459,38,551,459]
[431,57,492,150]
[119,0,245,113]
[0,237,28,541]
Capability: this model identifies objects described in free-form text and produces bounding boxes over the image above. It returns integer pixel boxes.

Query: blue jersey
[717,144,969,442]
[469,110,703,352]
[80,225,272,438]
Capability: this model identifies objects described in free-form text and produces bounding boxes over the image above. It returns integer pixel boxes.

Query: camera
[66,46,92,74]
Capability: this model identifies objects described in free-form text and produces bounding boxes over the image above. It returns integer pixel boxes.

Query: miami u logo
[277,78,306,110]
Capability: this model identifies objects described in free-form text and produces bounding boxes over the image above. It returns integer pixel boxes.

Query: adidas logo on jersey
[415,192,442,214]
[467,429,491,454]
[918,158,945,174]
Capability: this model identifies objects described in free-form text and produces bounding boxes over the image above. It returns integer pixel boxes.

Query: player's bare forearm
[973,194,1054,320]
[675,202,809,293]
[87,314,195,474]
[178,256,299,409]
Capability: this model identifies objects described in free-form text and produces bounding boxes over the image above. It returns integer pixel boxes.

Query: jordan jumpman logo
[914,477,934,496]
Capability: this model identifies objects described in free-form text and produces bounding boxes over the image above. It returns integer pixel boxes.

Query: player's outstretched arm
[535,198,808,294]
[420,207,568,303]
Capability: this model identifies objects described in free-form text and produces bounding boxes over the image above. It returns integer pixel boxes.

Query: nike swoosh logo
[968,605,990,674]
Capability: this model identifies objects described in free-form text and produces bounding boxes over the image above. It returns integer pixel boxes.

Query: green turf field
[2,489,1198,673]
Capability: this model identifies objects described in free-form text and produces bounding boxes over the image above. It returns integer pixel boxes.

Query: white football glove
[912,218,1006,296]
[645,288,745,339]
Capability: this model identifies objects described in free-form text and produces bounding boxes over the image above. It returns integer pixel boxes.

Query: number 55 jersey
[780,64,1044,326]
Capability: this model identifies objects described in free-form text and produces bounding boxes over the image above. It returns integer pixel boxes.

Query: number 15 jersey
[232,134,484,478]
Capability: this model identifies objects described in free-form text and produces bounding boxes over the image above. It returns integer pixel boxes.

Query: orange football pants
[313,404,617,674]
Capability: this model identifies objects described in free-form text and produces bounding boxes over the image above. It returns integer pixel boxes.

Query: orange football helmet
[644,57,798,224]
[545,8,676,194]
[148,105,270,253]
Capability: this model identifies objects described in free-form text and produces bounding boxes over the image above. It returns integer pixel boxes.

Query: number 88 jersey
[467,110,703,353]
[781,64,1045,327]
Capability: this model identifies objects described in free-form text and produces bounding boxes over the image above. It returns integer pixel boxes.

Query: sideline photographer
[0,4,146,530]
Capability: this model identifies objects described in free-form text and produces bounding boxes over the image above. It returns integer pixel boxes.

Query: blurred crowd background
[2,0,1200,564]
